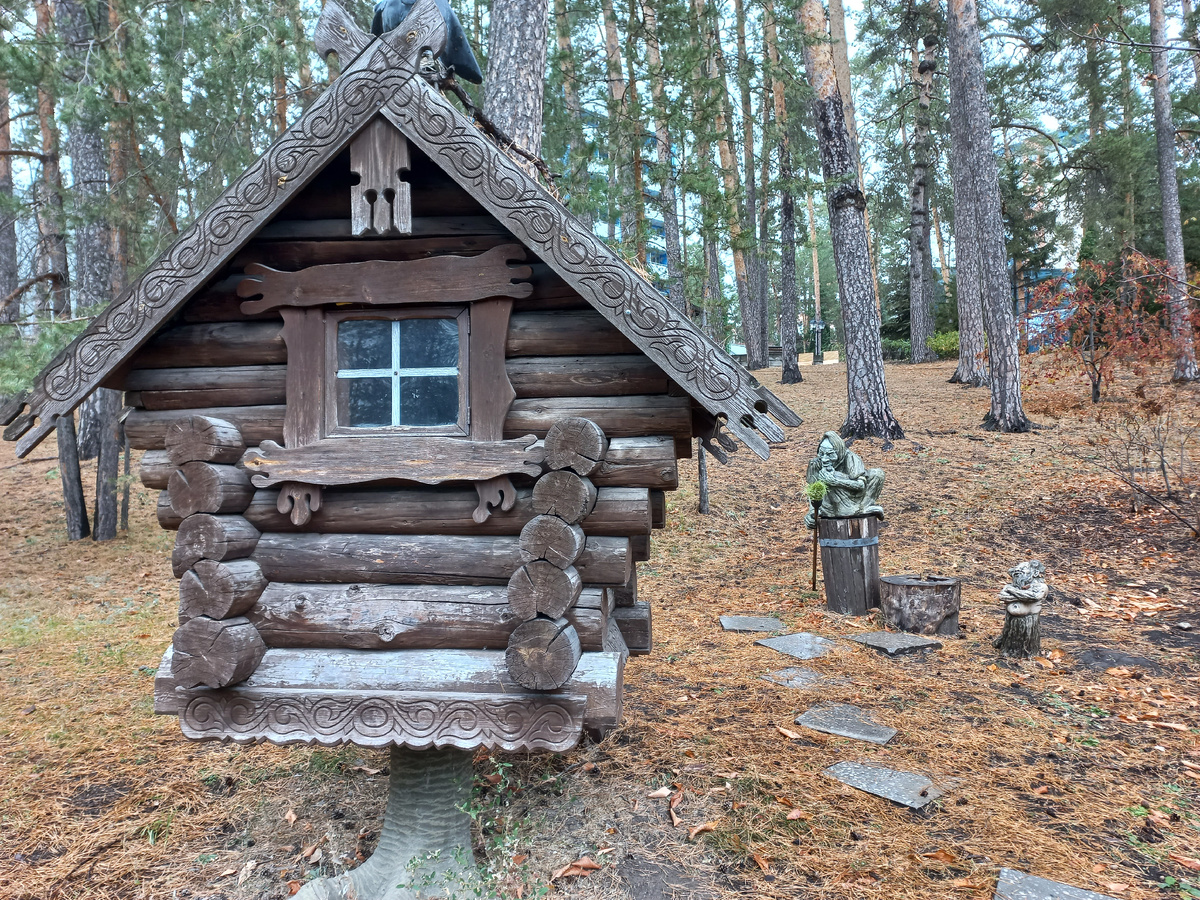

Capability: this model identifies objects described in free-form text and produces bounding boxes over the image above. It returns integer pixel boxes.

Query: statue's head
[817,431,846,467]
[1008,560,1045,588]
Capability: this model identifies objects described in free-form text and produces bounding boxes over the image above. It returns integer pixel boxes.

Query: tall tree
[946,0,1030,431]
[484,0,551,155]
[1149,0,1199,381]
[798,0,902,439]
[806,184,824,363]
[33,0,70,319]
[552,0,593,228]
[0,79,17,341]
[908,26,938,363]
[640,0,687,312]
[733,0,768,362]
[764,0,801,382]
[601,0,634,248]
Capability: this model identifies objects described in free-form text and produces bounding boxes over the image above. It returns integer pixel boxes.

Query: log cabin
[1,0,800,755]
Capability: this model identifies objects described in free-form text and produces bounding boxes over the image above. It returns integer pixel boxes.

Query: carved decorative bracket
[277,482,323,526]
[242,435,546,488]
[351,117,412,236]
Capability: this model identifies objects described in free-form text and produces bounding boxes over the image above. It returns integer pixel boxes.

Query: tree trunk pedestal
[993,600,1042,658]
[296,747,487,900]
[817,516,880,616]
[880,575,960,635]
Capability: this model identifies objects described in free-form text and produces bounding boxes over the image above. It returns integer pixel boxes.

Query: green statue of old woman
[804,431,885,528]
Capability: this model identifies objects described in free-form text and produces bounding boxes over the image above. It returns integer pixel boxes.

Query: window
[326,309,469,435]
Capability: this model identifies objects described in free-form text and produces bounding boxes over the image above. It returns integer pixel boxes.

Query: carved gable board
[1,1,798,461]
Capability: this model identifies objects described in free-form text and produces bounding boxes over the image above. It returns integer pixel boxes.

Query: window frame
[322,306,470,438]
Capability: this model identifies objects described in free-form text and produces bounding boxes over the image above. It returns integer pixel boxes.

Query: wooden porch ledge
[154,646,624,753]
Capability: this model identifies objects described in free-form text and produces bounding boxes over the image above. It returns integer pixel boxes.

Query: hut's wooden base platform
[155,647,624,752]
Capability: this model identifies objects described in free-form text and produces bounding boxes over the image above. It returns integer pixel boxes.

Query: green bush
[926,331,960,359]
[880,338,911,360]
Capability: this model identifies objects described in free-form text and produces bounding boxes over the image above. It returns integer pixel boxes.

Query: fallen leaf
[218,868,238,878]
[751,852,771,873]
[597,847,616,856]
[1033,786,1050,795]
[551,857,601,880]
[951,878,987,889]
[1104,883,1130,893]
[688,821,716,840]
[286,880,302,896]
[1150,721,1189,731]
[669,789,684,810]
[237,859,257,886]
[986,664,998,672]
[776,726,802,740]
[1034,657,1054,669]
[20,705,34,715]
[1169,852,1200,871]
[786,809,806,820]
[284,809,297,826]
[921,849,958,864]
[669,807,681,827]
[1093,864,1108,874]
[647,786,672,799]
[351,766,383,776]
[1106,667,1134,678]
[308,848,322,865]
[511,854,528,866]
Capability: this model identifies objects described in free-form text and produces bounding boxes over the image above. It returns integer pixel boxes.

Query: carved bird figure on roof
[371,0,484,83]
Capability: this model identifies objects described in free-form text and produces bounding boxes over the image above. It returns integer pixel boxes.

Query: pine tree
[485,0,551,155]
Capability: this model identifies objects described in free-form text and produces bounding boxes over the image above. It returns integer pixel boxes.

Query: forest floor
[0,358,1197,900]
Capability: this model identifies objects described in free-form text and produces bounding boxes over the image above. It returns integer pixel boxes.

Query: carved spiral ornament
[180,690,585,751]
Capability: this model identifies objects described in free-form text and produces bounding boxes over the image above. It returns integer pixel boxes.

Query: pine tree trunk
[0,79,18,341]
[765,0,801,383]
[484,0,550,156]
[160,0,184,224]
[641,0,686,313]
[909,33,938,363]
[34,0,70,320]
[1150,0,1200,381]
[931,201,952,302]
[697,442,710,514]
[623,9,647,266]
[945,0,988,387]
[734,0,768,366]
[703,238,722,322]
[57,414,91,541]
[807,186,824,364]
[600,0,634,250]
[553,0,593,230]
[798,0,902,440]
[947,0,1029,429]
[92,388,122,540]
[107,0,131,300]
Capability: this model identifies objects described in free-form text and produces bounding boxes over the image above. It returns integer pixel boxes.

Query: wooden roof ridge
[3,0,801,461]
[2,2,447,457]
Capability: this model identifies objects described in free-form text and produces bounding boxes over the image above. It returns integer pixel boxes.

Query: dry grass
[1,359,1197,900]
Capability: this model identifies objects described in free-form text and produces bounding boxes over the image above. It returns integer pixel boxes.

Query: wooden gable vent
[351,117,411,236]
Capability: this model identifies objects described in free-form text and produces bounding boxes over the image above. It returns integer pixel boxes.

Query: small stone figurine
[993,560,1048,658]
[804,431,885,529]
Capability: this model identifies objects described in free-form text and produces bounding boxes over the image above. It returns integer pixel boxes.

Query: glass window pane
[401,375,458,426]
[338,320,392,369]
[342,377,392,427]
[400,318,458,369]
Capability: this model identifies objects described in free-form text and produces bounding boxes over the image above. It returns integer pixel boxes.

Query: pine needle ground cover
[1,360,1196,900]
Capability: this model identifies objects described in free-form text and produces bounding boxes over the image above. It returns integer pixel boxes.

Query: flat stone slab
[824,761,941,809]
[755,632,835,660]
[995,868,1120,900]
[846,631,942,656]
[761,667,822,689]
[796,703,896,745]
[720,615,784,633]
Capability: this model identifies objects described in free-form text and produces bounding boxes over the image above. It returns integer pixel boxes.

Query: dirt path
[0,360,1196,900]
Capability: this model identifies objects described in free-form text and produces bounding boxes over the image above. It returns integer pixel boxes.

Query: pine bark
[553,0,593,229]
[909,33,938,363]
[34,0,70,319]
[946,0,1030,429]
[92,387,122,540]
[765,0,801,383]
[484,0,550,156]
[798,0,902,440]
[641,0,686,313]
[733,0,768,365]
[0,79,17,338]
[601,0,635,251]
[1150,0,1200,381]
[57,414,91,540]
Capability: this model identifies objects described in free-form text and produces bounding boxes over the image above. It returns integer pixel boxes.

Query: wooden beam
[252,533,631,586]
[506,311,637,357]
[124,321,285,370]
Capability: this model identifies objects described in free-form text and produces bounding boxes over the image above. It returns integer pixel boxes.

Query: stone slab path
[755,632,835,660]
[994,868,1120,900]
[824,761,942,809]
[761,667,823,689]
[719,615,784,633]
[796,703,897,745]
[846,631,943,656]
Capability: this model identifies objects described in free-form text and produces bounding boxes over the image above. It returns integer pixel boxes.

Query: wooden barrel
[816,515,880,616]
[880,574,961,635]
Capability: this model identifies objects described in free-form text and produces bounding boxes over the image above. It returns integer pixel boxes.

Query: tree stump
[817,516,880,616]
[295,747,481,900]
[880,575,960,635]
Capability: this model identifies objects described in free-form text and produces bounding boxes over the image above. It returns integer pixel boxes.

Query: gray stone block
[720,615,784,633]
[846,631,942,656]
[796,703,896,745]
[756,632,835,660]
[761,667,822,689]
[995,868,1120,900]
[824,760,941,809]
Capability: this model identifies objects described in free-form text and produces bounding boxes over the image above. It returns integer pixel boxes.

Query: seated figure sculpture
[804,431,885,528]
